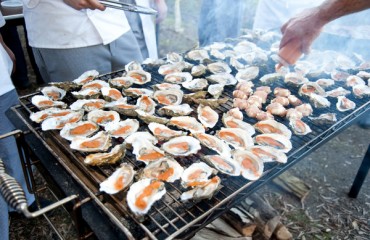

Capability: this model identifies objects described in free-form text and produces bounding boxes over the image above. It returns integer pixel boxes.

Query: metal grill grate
[14,59,370,239]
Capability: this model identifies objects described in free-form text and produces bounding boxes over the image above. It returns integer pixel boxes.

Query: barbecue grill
[6,42,370,239]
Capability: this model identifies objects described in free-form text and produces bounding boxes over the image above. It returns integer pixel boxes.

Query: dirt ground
[8,1,370,239]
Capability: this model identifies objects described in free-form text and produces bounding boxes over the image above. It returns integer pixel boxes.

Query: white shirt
[22,0,131,49]
[0,12,15,96]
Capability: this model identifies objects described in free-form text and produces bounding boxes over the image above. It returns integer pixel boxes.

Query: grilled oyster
[289,118,312,135]
[299,82,326,97]
[308,113,337,125]
[284,72,308,87]
[148,123,186,141]
[108,77,134,89]
[123,88,153,98]
[260,73,283,85]
[356,71,370,79]
[309,94,331,108]
[181,162,217,188]
[70,131,112,152]
[125,60,142,72]
[183,91,208,103]
[206,73,237,86]
[295,103,313,117]
[346,75,366,87]
[202,155,240,176]
[164,72,192,84]
[131,140,166,163]
[182,78,208,92]
[136,110,170,125]
[70,99,106,112]
[266,102,287,117]
[222,115,255,136]
[207,61,232,74]
[85,144,126,166]
[127,179,166,215]
[136,95,157,115]
[99,163,134,194]
[30,108,73,123]
[81,80,109,90]
[247,146,287,163]
[180,176,221,201]
[225,108,243,121]
[50,81,79,92]
[326,87,351,98]
[41,110,84,131]
[105,101,138,117]
[105,119,140,139]
[216,128,254,150]
[157,104,193,117]
[101,86,125,102]
[71,88,101,99]
[185,49,210,62]
[41,86,66,101]
[162,136,201,156]
[193,98,228,109]
[254,120,292,139]
[197,104,219,128]
[73,70,99,85]
[210,49,226,60]
[158,62,185,75]
[153,89,183,106]
[352,84,370,98]
[60,121,99,141]
[125,131,158,146]
[232,150,264,180]
[31,95,67,110]
[193,133,232,158]
[315,78,335,89]
[336,96,356,112]
[153,83,181,91]
[126,70,151,85]
[168,116,205,133]
[331,69,350,81]
[191,64,207,77]
[235,66,259,82]
[207,84,224,99]
[87,109,120,128]
[140,157,184,183]
[254,133,292,153]
[166,52,183,63]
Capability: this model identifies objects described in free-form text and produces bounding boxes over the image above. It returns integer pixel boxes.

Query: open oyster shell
[30,108,73,123]
[197,104,219,128]
[162,136,201,156]
[254,133,292,153]
[105,119,140,139]
[247,145,287,163]
[41,110,84,131]
[168,116,205,133]
[181,162,217,188]
[31,95,67,110]
[70,99,106,112]
[180,176,221,202]
[125,61,143,72]
[139,157,184,183]
[254,119,291,139]
[157,104,193,117]
[60,121,99,141]
[289,118,312,136]
[41,86,66,101]
[233,149,264,180]
[87,109,120,128]
[135,110,170,125]
[85,144,126,166]
[126,70,151,85]
[108,76,134,89]
[235,66,259,82]
[336,96,356,112]
[222,115,255,136]
[182,78,208,92]
[202,155,241,176]
[148,122,186,141]
[70,131,112,152]
[99,163,134,194]
[193,133,231,158]
[105,100,138,117]
[216,127,254,150]
[101,86,125,102]
[71,88,101,99]
[73,70,99,85]
[136,95,157,115]
[153,89,183,106]
[81,80,109,90]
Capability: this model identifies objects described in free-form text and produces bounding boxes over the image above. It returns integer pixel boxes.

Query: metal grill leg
[348,144,370,198]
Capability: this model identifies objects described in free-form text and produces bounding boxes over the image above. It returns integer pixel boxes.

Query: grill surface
[13,51,370,239]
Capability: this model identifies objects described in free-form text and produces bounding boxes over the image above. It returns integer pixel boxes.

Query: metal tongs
[100,0,157,15]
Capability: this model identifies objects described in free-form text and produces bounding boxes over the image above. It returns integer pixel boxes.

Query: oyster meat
[153,89,183,106]
[254,119,292,139]
[168,116,205,133]
[197,104,219,128]
[105,119,140,139]
[87,109,120,127]
[81,80,109,90]
[193,133,231,158]
[123,88,153,98]
[131,140,166,163]
[295,103,313,117]
[108,77,134,89]
[100,163,134,194]
[222,115,255,136]
[41,86,66,101]
[164,72,192,84]
[336,96,356,112]
[70,131,112,152]
[126,70,151,85]
[206,73,237,86]
[73,70,99,85]
[225,108,243,120]
[202,155,240,176]
[180,176,221,201]
[299,82,326,97]
[162,136,201,156]
[101,86,125,102]
[85,144,126,166]
[216,127,254,149]
[60,121,99,141]
[157,104,193,117]
[289,118,312,135]
[207,61,232,74]
[71,88,101,99]
[31,95,67,110]
[182,78,208,92]
[41,110,84,131]
[247,145,287,163]
[181,162,217,188]
[148,122,186,141]
[70,99,106,112]
[140,158,184,183]
[136,95,157,115]
[125,61,142,72]
[30,108,73,123]
[254,133,292,153]
[105,101,138,117]
[233,150,264,180]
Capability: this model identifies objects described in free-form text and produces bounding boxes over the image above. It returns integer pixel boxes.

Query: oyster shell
[308,113,337,125]
[191,64,207,77]
[336,96,356,112]
[153,83,181,91]
[180,176,221,201]
[168,116,205,133]
[331,69,350,81]
[326,87,351,98]
[99,163,134,194]
[41,110,84,131]
[202,155,240,176]
[50,81,79,92]
[158,62,185,75]
[81,80,109,90]
[30,108,73,123]
[235,66,259,82]
[254,133,292,153]
[222,115,255,136]
[352,84,370,98]
[182,78,208,92]
[315,78,335,89]
[185,49,210,62]
[123,88,153,98]
[70,131,112,152]
[164,72,192,84]
[232,150,264,180]
[157,104,193,117]
[183,91,208,103]
[254,120,292,139]
[31,95,67,110]
[295,103,313,117]
[70,99,106,112]
[140,158,184,182]
[260,73,283,85]
[153,89,183,106]
[73,70,99,85]
[299,82,326,97]
[216,128,254,149]
[125,132,158,146]
[85,144,126,167]
[136,95,157,115]
[131,140,166,163]
[207,84,224,99]
[105,119,140,139]
[101,86,125,102]
[60,121,99,141]
[41,86,66,101]
[356,71,370,79]
[207,61,232,74]
[181,162,217,188]
[125,61,142,72]
[210,49,226,60]
[126,70,151,85]
[148,123,186,141]
[105,101,138,117]
[206,73,237,86]
[136,110,170,125]
[192,98,228,109]
[71,88,101,99]
[247,146,287,163]
[289,118,312,135]
[108,77,134,89]
[87,109,120,128]
[346,75,366,87]
[127,179,166,215]
[197,104,219,128]
[193,133,231,158]
[166,52,183,63]
[284,72,308,87]
[309,94,331,108]
[162,136,201,156]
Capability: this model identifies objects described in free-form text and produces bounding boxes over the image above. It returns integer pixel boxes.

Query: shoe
[358,113,370,129]
[28,197,53,212]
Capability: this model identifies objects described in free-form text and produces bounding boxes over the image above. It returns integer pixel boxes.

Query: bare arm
[0,34,15,73]
[154,0,167,23]
[278,0,370,66]
[63,0,105,11]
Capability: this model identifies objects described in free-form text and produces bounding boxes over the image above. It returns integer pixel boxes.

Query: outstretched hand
[63,0,106,11]
[155,0,168,24]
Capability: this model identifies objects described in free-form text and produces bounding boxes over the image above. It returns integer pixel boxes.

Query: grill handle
[0,159,78,218]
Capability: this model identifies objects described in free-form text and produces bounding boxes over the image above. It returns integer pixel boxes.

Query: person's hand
[278,7,326,66]
[0,35,16,73]
[154,0,167,24]
[63,0,106,11]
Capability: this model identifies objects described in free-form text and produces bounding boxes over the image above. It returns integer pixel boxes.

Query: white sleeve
[22,0,40,8]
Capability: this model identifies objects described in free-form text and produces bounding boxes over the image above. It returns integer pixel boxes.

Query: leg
[348,145,370,198]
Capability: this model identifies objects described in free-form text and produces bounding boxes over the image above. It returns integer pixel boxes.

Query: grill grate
[15,58,370,239]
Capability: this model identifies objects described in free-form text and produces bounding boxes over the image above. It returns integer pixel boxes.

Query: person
[125,0,168,59]
[21,0,144,83]
[198,0,246,47]
[0,12,35,240]
[277,0,370,128]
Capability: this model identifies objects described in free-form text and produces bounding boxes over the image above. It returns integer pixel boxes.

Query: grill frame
[11,62,370,239]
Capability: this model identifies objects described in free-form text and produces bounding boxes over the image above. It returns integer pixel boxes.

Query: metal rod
[348,144,370,198]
